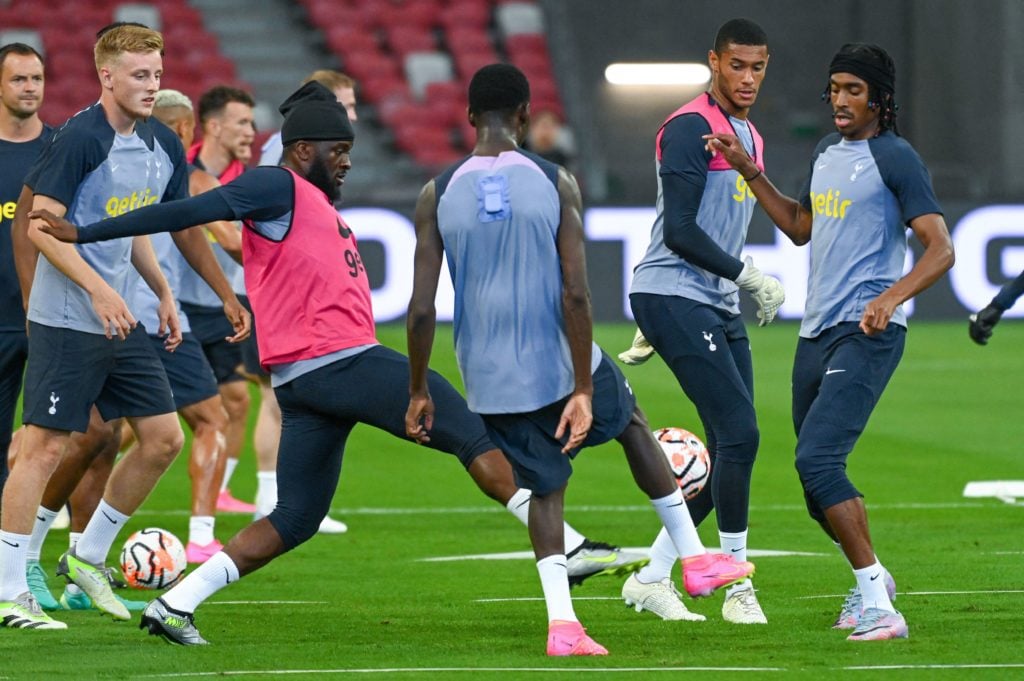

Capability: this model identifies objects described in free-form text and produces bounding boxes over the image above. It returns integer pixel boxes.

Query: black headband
[828,44,895,96]
[280,82,354,146]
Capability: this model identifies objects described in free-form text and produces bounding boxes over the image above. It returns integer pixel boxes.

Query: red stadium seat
[440,0,492,30]
[384,25,437,58]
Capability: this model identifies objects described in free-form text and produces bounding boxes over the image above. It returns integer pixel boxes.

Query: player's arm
[861,213,954,336]
[130,235,182,350]
[970,268,1024,345]
[190,167,243,265]
[12,185,39,311]
[405,180,442,444]
[26,194,136,340]
[554,167,594,453]
[704,132,813,245]
[170,227,250,342]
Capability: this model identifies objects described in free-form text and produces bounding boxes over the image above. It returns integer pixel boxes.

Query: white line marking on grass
[207,601,328,606]
[797,589,1024,600]
[141,666,786,677]
[845,664,1024,671]
[131,501,993,518]
[419,547,826,563]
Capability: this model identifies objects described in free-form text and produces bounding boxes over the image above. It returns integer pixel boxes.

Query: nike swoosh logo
[730,548,743,553]
[37,516,46,522]
[581,553,621,565]
[825,369,846,375]
[101,511,119,524]
[224,567,232,584]
[1,539,20,547]
[869,572,880,581]
[667,501,684,508]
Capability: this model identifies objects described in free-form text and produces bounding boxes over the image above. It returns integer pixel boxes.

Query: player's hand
[222,296,251,343]
[735,256,785,326]
[859,291,900,336]
[28,209,80,242]
[968,303,1004,345]
[90,284,136,340]
[405,393,435,444]
[617,327,656,365]
[157,293,182,352]
[703,133,758,178]
[555,392,593,454]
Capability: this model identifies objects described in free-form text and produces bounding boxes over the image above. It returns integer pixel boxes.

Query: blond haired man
[0,23,248,629]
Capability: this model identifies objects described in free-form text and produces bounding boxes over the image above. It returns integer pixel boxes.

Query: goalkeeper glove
[618,328,656,365]
[968,303,1004,345]
[735,256,785,326]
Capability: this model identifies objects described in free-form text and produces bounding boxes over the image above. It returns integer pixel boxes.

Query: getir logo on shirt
[105,188,159,217]
[809,189,852,219]
[1,201,17,220]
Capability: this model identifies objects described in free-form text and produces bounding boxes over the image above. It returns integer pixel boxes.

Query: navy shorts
[23,322,176,433]
[791,322,906,509]
[482,353,635,496]
[0,330,28,506]
[181,302,245,384]
[149,332,220,411]
[238,295,268,379]
[268,345,494,549]
[631,293,757,465]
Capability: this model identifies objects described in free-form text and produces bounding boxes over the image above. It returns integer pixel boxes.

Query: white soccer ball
[120,527,187,590]
[654,427,711,500]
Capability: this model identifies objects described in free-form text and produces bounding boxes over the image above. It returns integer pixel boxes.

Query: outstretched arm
[190,167,243,265]
[405,180,442,444]
[705,132,814,245]
[970,268,1024,345]
[861,213,954,335]
[554,167,594,453]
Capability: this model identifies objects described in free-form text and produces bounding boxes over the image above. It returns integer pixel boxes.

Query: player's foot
[26,560,60,611]
[317,515,349,534]
[833,571,897,630]
[60,587,148,612]
[104,565,129,590]
[721,583,767,624]
[140,598,208,645]
[566,540,649,587]
[216,489,257,514]
[546,619,608,656]
[621,573,706,621]
[681,552,755,598]
[0,591,67,629]
[56,549,130,620]
[186,539,224,564]
[617,328,655,365]
[846,608,908,641]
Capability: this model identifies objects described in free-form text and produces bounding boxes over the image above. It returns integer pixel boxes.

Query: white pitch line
[797,589,1024,600]
[141,666,786,678]
[131,500,994,517]
[207,601,328,606]
[419,548,826,563]
[845,664,1024,671]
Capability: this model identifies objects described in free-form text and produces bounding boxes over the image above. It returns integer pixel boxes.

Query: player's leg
[141,387,352,645]
[215,378,254,512]
[0,331,27,516]
[341,345,645,580]
[794,323,906,640]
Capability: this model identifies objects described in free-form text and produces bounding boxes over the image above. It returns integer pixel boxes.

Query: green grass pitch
[5,321,1024,679]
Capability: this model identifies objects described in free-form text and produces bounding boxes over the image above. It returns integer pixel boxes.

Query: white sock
[254,471,277,518]
[635,527,678,583]
[853,561,895,613]
[220,458,240,493]
[27,507,59,562]
[162,550,240,613]
[719,529,751,599]
[536,554,576,623]
[188,516,215,546]
[65,533,85,596]
[504,489,586,554]
[0,530,31,600]
[649,488,704,559]
[75,499,129,565]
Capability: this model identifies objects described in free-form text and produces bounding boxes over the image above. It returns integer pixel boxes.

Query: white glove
[617,327,656,365]
[734,256,785,326]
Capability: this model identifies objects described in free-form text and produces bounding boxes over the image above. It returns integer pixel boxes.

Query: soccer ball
[120,527,187,590]
[654,427,711,500]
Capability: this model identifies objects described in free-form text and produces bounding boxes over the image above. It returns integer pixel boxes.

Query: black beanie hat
[828,43,895,96]
[280,81,354,146]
